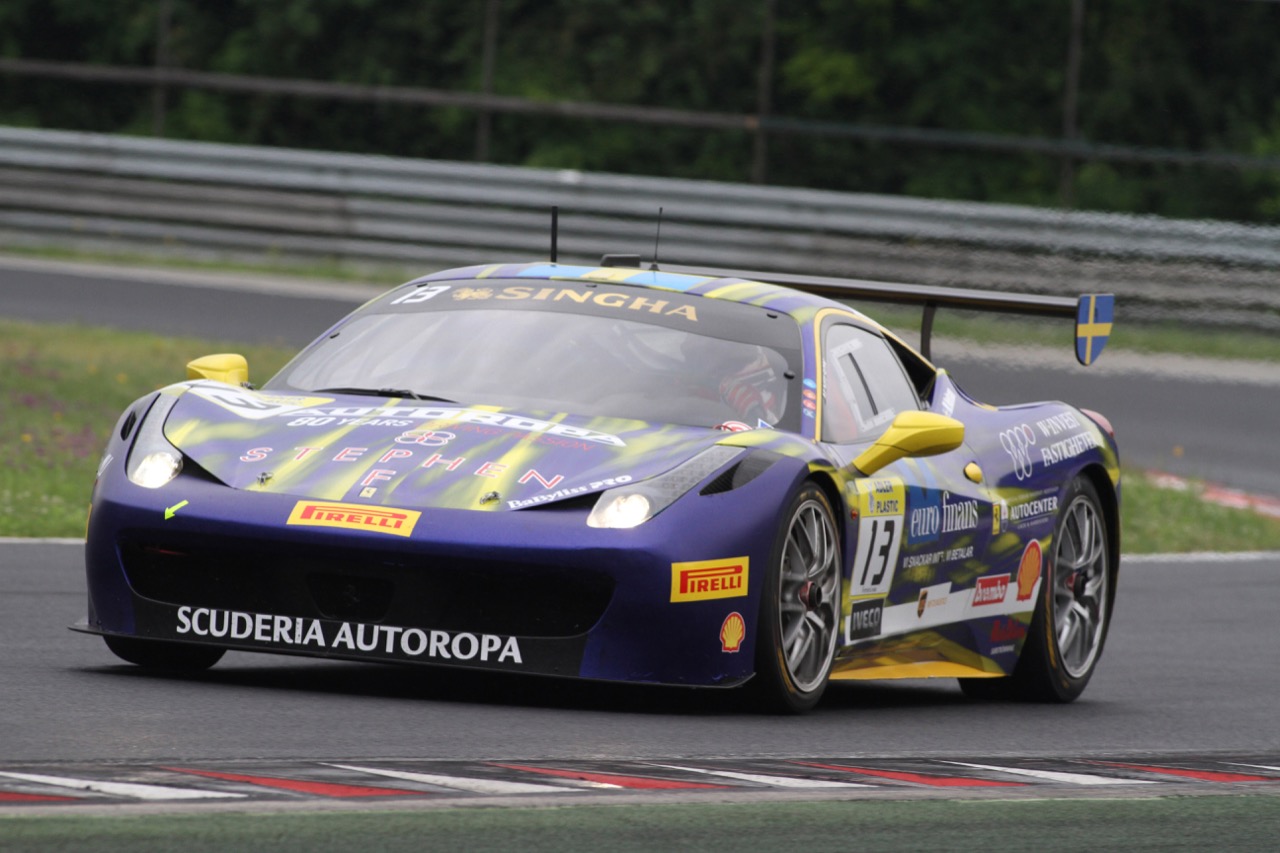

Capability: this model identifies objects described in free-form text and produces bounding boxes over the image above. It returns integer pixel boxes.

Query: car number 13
[850,478,905,597]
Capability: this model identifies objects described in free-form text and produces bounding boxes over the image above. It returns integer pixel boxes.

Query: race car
[77,257,1120,713]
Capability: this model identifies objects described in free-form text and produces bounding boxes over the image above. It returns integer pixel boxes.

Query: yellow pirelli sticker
[670,557,749,603]
[287,501,421,538]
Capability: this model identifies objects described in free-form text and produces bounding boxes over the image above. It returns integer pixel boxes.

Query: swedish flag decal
[1075,294,1115,366]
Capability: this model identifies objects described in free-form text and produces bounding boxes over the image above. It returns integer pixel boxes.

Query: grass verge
[3,794,1280,853]
[2,318,1278,551]
[0,320,293,538]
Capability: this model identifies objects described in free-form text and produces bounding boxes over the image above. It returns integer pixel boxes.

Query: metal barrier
[0,125,1276,329]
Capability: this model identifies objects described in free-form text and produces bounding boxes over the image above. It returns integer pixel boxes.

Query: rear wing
[663,264,1114,366]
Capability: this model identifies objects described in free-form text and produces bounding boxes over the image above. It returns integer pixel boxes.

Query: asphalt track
[2,257,1280,840]
[1,541,1280,838]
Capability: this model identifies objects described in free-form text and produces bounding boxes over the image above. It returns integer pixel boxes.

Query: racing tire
[104,636,226,671]
[751,482,841,714]
[960,475,1114,703]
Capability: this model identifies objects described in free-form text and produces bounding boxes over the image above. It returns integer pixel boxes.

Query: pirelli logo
[287,501,421,538]
[670,557,749,603]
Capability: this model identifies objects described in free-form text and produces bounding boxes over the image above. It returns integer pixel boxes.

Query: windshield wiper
[314,387,456,403]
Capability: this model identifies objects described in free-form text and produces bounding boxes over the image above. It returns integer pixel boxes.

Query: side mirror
[186,353,249,386]
[853,411,964,476]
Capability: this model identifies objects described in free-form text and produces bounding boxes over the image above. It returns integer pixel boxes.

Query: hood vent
[699,450,782,496]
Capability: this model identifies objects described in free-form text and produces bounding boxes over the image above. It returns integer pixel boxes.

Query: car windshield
[268,303,802,431]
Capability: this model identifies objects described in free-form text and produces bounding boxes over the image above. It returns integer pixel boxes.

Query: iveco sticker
[843,598,883,642]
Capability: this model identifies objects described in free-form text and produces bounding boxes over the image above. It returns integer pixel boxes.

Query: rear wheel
[751,483,841,713]
[961,475,1113,702]
[104,636,225,671]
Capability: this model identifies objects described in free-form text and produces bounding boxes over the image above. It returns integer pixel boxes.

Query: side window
[822,324,921,444]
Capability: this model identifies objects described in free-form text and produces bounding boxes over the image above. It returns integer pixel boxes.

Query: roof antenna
[650,206,664,271]
[549,206,559,263]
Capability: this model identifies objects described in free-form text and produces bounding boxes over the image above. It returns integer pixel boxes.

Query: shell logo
[720,612,746,653]
[1016,539,1042,601]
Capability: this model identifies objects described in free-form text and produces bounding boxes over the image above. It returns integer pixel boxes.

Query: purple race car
[77,258,1119,712]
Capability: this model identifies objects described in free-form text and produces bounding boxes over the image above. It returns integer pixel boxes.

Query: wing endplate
[1075,294,1115,366]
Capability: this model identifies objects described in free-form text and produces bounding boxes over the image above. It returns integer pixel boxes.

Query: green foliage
[1,0,1280,221]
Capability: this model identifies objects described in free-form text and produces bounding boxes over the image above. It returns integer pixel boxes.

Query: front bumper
[81,459,803,687]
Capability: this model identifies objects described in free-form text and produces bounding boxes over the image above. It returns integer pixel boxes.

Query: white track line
[942,762,1157,786]
[1122,551,1280,564]
[0,770,245,800]
[324,764,572,795]
[647,763,872,788]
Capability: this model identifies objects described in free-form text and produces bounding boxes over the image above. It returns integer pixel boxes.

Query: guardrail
[0,125,1276,330]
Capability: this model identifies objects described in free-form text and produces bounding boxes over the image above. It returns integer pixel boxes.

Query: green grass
[1122,471,1280,552]
[0,319,293,537]
[3,318,1278,550]
[3,794,1279,853]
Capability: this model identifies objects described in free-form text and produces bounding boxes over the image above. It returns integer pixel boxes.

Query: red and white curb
[1,756,1278,808]
[1146,471,1280,520]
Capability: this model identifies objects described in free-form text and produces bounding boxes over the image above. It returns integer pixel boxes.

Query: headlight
[587,445,743,528]
[589,493,652,529]
[126,393,184,489]
[130,451,183,489]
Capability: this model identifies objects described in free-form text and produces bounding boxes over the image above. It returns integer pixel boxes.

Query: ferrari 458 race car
[78,257,1120,712]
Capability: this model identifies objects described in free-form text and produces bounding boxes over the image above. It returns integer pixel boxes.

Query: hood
[161,382,729,511]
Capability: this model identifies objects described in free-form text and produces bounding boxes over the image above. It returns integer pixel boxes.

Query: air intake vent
[699,450,782,495]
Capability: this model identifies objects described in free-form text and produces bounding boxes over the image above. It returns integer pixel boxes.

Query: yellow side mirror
[853,411,965,475]
[186,353,249,386]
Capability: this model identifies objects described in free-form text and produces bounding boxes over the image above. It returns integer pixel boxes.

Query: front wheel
[961,474,1114,702]
[104,636,225,671]
[751,482,842,713]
